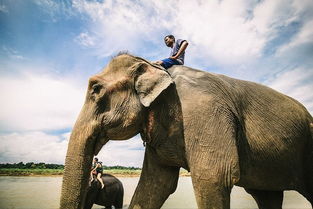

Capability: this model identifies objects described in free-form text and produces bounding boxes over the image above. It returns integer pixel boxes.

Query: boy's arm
[92,164,99,171]
[170,41,188,59]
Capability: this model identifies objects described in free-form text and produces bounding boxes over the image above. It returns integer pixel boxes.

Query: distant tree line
[102,165,141,170]
[0,162,141,170]
[0,162,64,169]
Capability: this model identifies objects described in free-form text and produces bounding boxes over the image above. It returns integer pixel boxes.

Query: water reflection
[0,176,310,209]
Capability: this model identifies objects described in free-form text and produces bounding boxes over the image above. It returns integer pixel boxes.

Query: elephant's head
[60,53,173,209]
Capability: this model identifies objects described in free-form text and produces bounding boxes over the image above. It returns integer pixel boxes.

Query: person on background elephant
[90,157,104,189]
[84,173,124,209]
[60,53,313,209]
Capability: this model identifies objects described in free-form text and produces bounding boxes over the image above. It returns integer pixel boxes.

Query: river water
[0,176,310,209]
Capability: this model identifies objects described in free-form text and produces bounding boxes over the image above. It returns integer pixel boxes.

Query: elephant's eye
[91,84,102,95]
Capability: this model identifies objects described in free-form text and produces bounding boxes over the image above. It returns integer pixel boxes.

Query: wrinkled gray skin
[84,174,123,209]
[60,53,313,209]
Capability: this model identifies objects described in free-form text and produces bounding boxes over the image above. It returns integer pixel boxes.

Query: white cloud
[0,131,144,167]
[97,135,145,167]
[0,73,86,131]
[173,0,265,65]
[265,67,313,114]
[33,0,58,8]
[75,32,96,47]
[0,4,8,13]
[72,0,265,64]
[72,0,166,58]
[71,0,312,67]
[292,0,313,18]
[277,19,313,54]
[0,131,69,164]
[2,46,27,60]
[33,0,75,22]
[251,0,296,37]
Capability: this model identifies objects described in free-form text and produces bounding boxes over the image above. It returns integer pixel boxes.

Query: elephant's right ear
[134,63,173,107]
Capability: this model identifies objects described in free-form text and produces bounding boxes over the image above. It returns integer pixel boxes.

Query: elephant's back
[102,173,123,187]
[168,65,311,120]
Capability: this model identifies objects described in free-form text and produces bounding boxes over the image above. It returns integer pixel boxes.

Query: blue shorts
[161,58,181,69]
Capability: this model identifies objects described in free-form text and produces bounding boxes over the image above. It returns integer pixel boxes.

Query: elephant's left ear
[134,63,173,107]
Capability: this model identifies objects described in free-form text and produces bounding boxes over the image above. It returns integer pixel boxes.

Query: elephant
[60,53,313,209]
[84,173,124,209]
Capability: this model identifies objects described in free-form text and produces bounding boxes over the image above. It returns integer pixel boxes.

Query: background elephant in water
[84,174,124,209]
[60,53,313,209]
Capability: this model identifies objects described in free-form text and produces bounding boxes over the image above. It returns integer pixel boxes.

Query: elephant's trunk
[60,106,98,209]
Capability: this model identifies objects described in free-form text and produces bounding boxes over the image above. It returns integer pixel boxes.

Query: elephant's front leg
[191,173,231,209]
[189,113,240,209]
[129,145,180,209]
[190,147,238,209]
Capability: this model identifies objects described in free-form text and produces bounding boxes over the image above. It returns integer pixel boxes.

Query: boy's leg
[90,171,94,181]
[161,58,180,69]
[97,173,104,189]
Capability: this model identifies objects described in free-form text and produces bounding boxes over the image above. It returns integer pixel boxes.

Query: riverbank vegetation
[0,162,141,177]
[0,162,190,177]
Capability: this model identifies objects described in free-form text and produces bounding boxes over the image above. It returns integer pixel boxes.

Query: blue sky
[0,0,313,167]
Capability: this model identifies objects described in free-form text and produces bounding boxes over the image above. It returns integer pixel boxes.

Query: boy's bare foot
[152,61,163,65]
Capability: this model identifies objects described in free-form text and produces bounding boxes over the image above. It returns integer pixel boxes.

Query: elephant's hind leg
[302,123,313,205]
[302,168,313,205]
[114,190,124,209]
[244,189,283,209]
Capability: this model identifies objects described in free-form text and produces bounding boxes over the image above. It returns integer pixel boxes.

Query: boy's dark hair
[164,35,175,41]
[94,158,98,161]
